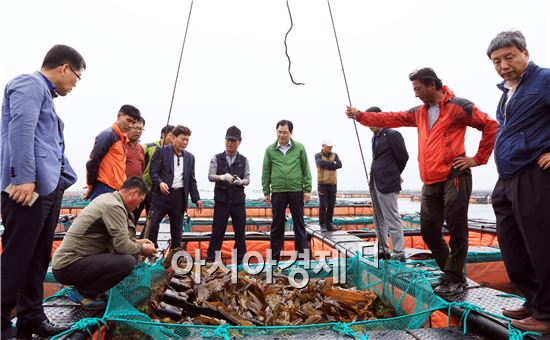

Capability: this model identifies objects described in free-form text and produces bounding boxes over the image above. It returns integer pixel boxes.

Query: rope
[201,324,231,339]
[332,322,368,339]
[446,301,544,339]
[42,287,73,302]
[325,0,371,196]
[143,0,194,243]
[284,0,304,85]
[165,0,194,128]
[496,293,527,301]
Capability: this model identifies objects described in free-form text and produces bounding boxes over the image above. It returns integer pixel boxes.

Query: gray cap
[225,125,242,140]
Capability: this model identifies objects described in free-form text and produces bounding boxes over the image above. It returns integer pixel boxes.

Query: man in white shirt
[147,125,203,249]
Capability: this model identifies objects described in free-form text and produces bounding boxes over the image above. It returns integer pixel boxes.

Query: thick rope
[165,0,194,128]
[332,322,368,339]
[201,323,231,339]
[325,0,371,197]
[446,301,544,339]
[144,0,194,243]
[284,0,304,85]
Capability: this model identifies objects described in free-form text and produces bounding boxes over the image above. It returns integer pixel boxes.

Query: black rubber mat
[11,295,104,340]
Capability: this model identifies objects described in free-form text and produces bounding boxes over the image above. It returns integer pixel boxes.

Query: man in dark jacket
[487,30,550,333]
[367,107,409,261]
[147,125,203,249]
[315,139,342,232]
[206,126,250,264]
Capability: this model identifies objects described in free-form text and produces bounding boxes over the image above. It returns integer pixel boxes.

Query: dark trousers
[133,191,152,225]
[52,254,136,297]
[270,192,308,262]
[1,181,64,330]
[89,182,114,201]
[318,184,337,226]
[148,189,185,249]
[493,162,550,321]
[420,173,472,281]
[206,202,247,264]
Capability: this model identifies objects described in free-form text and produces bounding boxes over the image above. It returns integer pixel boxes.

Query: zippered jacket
[142,140,161,188]
[262,139,312,196]
[494,62,550,179]
[355,86,498,185]
[86,123,128,190]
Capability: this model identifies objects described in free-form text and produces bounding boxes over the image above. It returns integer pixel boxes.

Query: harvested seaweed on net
[148,258,396,326]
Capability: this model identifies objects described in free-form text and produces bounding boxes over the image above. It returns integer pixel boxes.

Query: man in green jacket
[262,120,312,262]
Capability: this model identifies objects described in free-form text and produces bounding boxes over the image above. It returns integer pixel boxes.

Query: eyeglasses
[132,127,145,132]
[67,65,81,81]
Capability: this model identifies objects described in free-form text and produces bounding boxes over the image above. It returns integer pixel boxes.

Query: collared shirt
[503,81,518,120]
[372,130,381,150]
[428,104,440,129]
[125,141,145,178]
[172,152,184,189]
[38,72,58,97]
[277,140,292,155]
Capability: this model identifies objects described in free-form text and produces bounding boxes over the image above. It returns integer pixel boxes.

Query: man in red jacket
[345,68,498,295]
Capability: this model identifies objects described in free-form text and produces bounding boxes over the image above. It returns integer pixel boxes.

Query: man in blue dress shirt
[1,45,86,339]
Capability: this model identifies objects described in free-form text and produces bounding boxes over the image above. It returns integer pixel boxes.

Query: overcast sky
[2,0,549,198]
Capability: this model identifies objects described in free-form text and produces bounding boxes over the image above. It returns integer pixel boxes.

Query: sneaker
[67,289,106,310]
[434,279,465,296]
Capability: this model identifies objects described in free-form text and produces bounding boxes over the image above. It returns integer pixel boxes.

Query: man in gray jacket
[52,177,156,310]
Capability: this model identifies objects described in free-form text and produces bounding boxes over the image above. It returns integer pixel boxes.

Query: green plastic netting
[60,197,369,210]
[100,257,447,339]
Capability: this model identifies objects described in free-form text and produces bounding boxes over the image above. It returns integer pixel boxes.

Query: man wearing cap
[206,126,250,265]
[367,107,409,262]
[315,139,342,232]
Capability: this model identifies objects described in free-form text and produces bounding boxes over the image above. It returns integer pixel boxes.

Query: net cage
[100,257,448,339]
